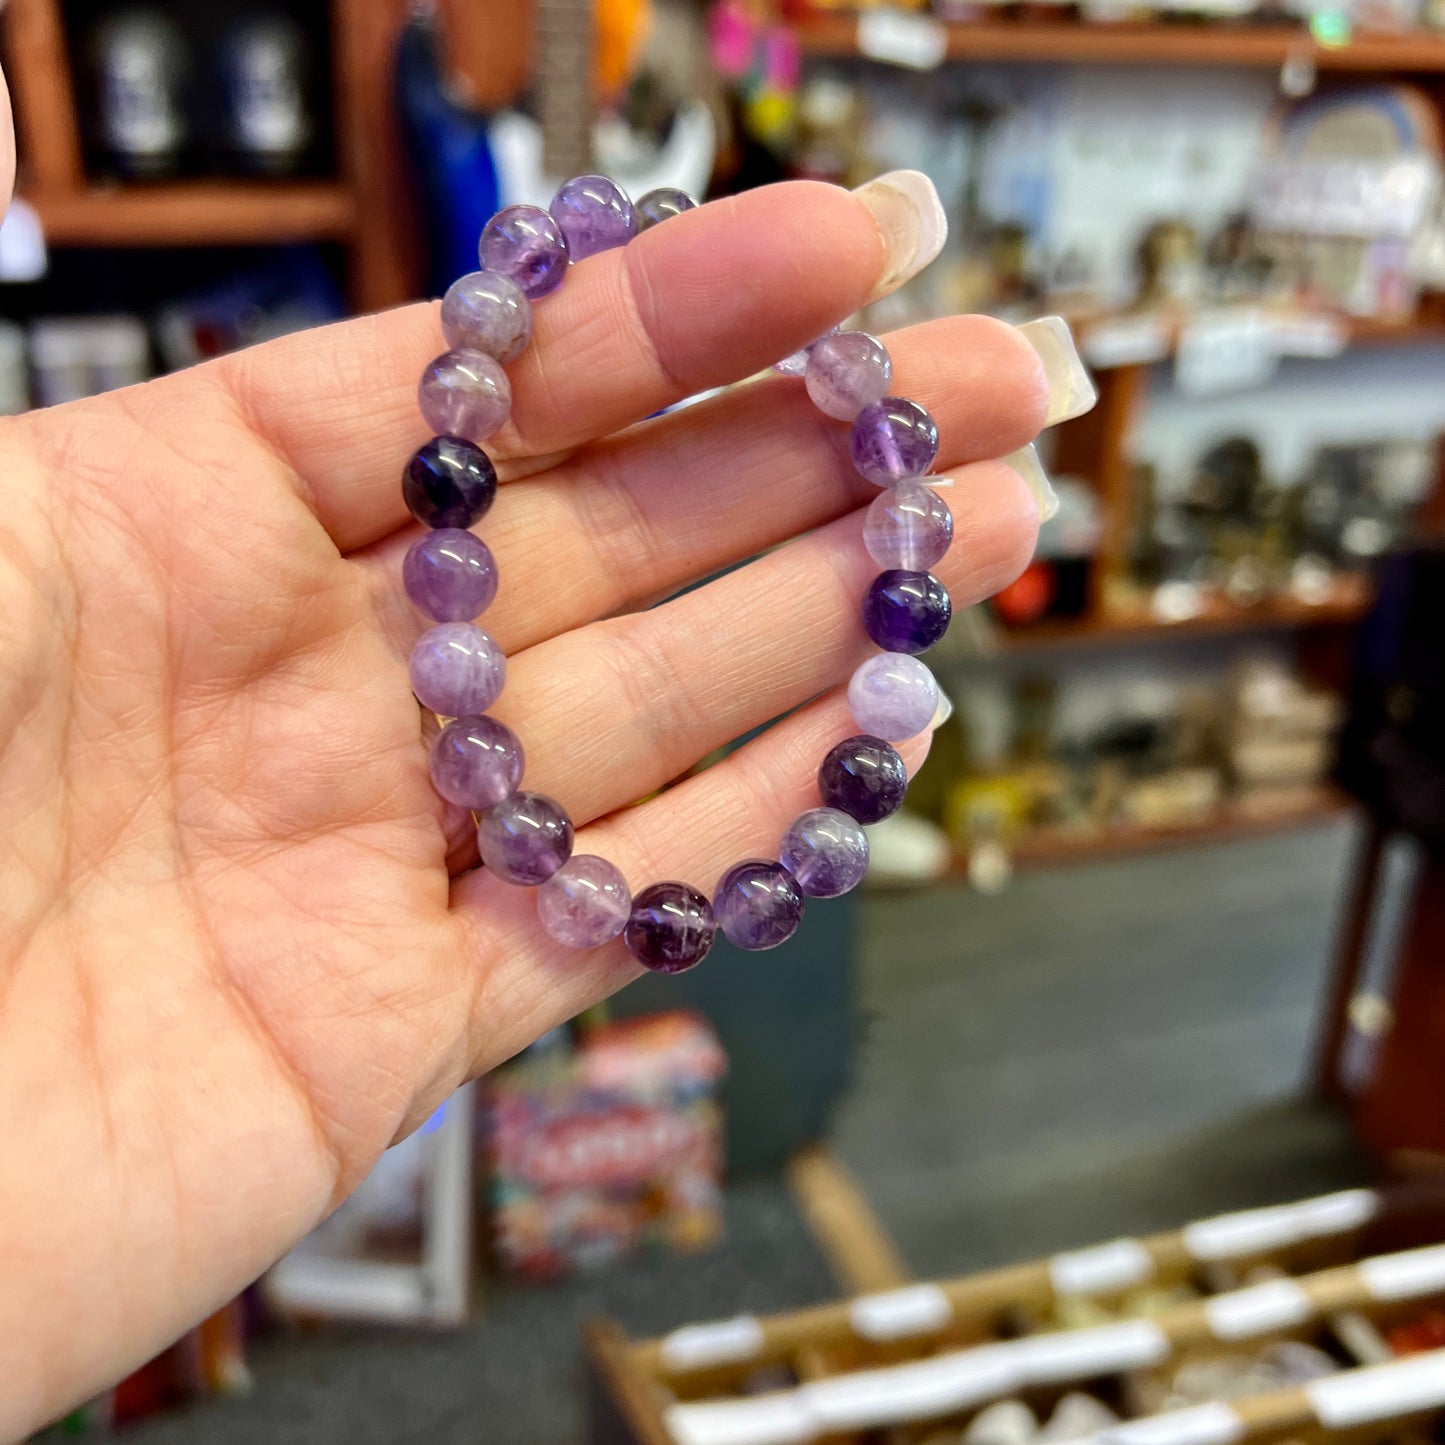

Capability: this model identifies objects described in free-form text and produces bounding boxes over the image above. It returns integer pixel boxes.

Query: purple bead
[714,860,804,951]
[440,271,533,363]
[774,325,839,377]
[479,204,570,299]
[403,528,498,622]
[419,349,511,442]
[818,734,908,825]
[477,791,574,885]
[538,854,632,948]
[429,714,524,808]
[850,397,940,486]
[403,436,497,530]
[864,483,954,571]
[848,653,939,741]
[805,332,893,422]
[780,808,870,898]
[550,175,636,260]
[409,622,506,717]
[862,570,952,654]
[624,882,716,974]
[635,187,697,231]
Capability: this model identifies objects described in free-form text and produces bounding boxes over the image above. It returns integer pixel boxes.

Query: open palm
[0,181,1048,1434]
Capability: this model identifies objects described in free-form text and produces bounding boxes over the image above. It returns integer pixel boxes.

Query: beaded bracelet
[400,175,955,975]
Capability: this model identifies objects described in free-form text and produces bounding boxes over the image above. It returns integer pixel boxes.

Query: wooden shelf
[792,14,1445,70]
[951,781,1355,876]
[999,578,1372,652]
[25,182,359,248]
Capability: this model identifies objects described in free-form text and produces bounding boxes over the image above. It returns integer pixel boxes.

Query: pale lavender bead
[774,325,839,376]
[864,483,954,571]
[780,808,870,899]
[440,271,532,363]
[409,622,506,717]
[403,528,498,622]
[418,350,512,441]
[805,332,892,421]
[429,714,523,808]
[538,854,632,948]
[847,653,939,741]
[850,397,940,486]
[478,791,573,885]
[479,204,570,299]
[550,175,635,260]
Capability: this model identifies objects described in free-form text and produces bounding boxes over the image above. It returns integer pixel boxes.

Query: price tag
[804,1347,1016,1430]
[850,1284,953,1340]
[1174,308,1278,398]
[1361,1245,1445,1302]
[660,1315,766,1370]
[1097,1402,1246,1445]
[1082,314,1173,368]
[1270,312,1348,358]
[1050,1239,1154,1296]
[1184,1189,1378,1260]
[1014,1320,1171,1381]
[856,9,948,69]
[1252,156,1438,238]
[1204,1279,1313,1340]
[666,1393,816,1445]
[1308,1351,1445,1429]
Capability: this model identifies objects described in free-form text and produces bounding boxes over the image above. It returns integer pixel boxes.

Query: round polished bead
[479,204,570,299]
[635,187,696,230]
[478,791,574,885]
[714,860,804,951]
[403,436,497,530]
[774,325,839,377]
[419,349,511,442]
[550,174,636,260]
[429,714,524,808]
[440,271,532,363]
[850,397,940,486]
[862,570,952,654]
[403,528,498,623]
[624,882,716,974]
[864,483,955,571]
[848,653,939,741]
[818,734,908,825]
[805,331,893,421]
[538,854,632,948]
[409,622,506,717]
[780,807,870,898]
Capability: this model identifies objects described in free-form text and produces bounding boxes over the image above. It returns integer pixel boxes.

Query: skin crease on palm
[0,59,1051,1436]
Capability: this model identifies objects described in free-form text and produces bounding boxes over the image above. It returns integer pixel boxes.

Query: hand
[0,178,1052,1433]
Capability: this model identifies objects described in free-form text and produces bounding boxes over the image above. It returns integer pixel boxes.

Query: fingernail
[852,170,948,305]
[931,687,955,729]
[1017,315,1098,426]
[1004,443,1059,523]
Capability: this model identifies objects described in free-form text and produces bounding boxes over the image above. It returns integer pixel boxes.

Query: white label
[1270,313,1347,359]
[1096,1402,1246,1445]
[804,1346,1016,1430]
[1300,1188,1378,1236]
[1361,1244,1445,1302]
[1308,1351,1445,1429]
[660,1315,766,1371]
[1082,315,1172,369]
[856,9,948,69]
[1253,156,1438,239]
[1204,1279,1313,1340]
[1183,1189,1377,1261]
[1175,308,1278,399]
[850,1283,952,1341]
[666,1394,816,1445]
[1014,1319,1170,1382]
[1050,1238,1154,1296]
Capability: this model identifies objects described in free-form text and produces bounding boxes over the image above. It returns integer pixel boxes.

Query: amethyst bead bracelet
[400,176,956,974]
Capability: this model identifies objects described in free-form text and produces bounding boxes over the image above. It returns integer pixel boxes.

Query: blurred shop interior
[9,0,1445,1439]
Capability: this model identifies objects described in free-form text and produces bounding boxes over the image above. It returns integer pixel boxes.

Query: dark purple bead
[850,397,940,486]
[403,436,497,530]
[403,528,498,622]
[479,204,570,299]
[550,175,636,260]
[477,791,574,886]
[429,714,524,809]
[862,570,952,654]
[635,187,697,230]
[624,882,716,974]
[714,860,804,951]
[818,734,908,825]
